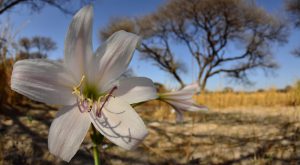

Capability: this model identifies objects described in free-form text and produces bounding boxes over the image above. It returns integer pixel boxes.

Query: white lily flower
[11,5,157,162]
[158,83,208,122]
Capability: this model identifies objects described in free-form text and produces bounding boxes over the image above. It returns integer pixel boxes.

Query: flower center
[83,84,102,101]
[72,75,117,117]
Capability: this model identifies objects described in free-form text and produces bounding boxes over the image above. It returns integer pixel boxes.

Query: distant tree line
[18,36,56,59]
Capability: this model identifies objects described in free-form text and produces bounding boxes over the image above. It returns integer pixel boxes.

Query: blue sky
[1,0,299,91]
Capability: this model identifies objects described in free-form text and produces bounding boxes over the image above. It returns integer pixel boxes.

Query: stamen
[76,75,85,90]
[72,75,85,95]
[96,86,118,117]
[77,98,86,113]
[92,102,98,113]
[82,99,89,109]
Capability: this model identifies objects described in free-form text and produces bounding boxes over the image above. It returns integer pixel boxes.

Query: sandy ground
[1,102,300,165]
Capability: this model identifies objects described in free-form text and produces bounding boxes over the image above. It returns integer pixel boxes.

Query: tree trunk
[171,70,185,89]
[199,75,209,93]
[200,80,207,92]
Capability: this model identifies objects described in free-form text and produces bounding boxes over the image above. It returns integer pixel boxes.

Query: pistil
[96,86,118,117]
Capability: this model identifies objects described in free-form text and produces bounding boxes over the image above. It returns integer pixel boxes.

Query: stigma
[72,75,118,117]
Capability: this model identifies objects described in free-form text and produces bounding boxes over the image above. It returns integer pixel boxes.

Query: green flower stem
[91,125,104,165]
[92,144,100,165]
[89,100,154,164]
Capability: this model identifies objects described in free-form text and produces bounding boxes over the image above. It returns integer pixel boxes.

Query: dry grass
[196,89,300,109]
[2,102,300,165]
[0,55,26,106]
[136,106,300,165]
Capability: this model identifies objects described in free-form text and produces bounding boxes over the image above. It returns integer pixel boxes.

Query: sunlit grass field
[196,89,300,108]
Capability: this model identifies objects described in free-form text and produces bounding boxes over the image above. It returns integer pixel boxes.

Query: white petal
[64,5,93,81]
[174,108,184,123]
[162,83,199,100]
[89,97,148,150]
[114,77,157,104]
[11,59,76,105]
[165,99,208,112]
[48,105,91,162]
[93,31,141,89]
[182,83,200,91]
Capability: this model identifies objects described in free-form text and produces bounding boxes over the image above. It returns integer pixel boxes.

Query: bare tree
[286,0,300,27]
[286,0,300,57]
[18,36,56,58]
[100,0,287,90]
[18,37,31,53]
[31,36,56,55]
[292,47,300,57]
[101,17,187,88]
[0,20,19,59]
[0,0,93,15]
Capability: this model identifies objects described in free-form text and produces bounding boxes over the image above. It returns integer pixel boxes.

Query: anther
[72,75,85,95]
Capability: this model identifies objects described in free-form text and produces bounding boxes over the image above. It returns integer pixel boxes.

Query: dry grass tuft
[196,86,300,109]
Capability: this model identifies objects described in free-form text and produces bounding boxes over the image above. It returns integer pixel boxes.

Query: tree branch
[0,0,27,15]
